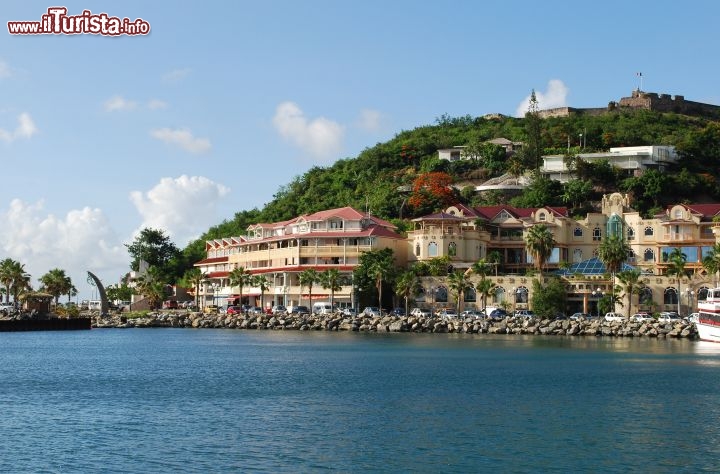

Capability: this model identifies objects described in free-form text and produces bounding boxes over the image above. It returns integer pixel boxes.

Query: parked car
[570,312,593,320]
[658,312,681,324]
[438,309,458,320]
[162,300,178,310]
[514,309,535,318]
[410,307,431,317]
[290,305,310,316]
[687,312,700,324]
[630,312,654,323]
[460,310,484,319]
[391,307,406,316]
[271,305,287,315]
[203,304,219,314]
[362,307,381,317]
[342,307,357,317]
[604,312,625,322]
[226,305,243,315]
[249,306,264,315]
[0,303,16,314]
[488,309,508,320]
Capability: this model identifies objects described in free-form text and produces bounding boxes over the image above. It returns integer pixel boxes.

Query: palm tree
[468,258,493,282]
[447,270,473,314]
[228,266,252,307]
[617,269,643,317]
[253,274,270,311]
[298,269,320,308]
[134,267,167,309]
[395,270,421,316]
[597,234,631,313]
[666,247,687,315]
[319,269,342,309]
[475,278,497,312]
[525,224,555,274]
[183,267,204,308]
[369,258,394,311]
[38,268,73,306]
[702,242,720,287]
[0,258,29,305]
[487,250,502,276]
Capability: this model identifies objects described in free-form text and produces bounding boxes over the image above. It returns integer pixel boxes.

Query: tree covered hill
[182,108,720,264]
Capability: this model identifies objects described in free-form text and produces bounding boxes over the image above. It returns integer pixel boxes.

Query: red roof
[682,203,720,219]
[195,256,228,266]
[205,271,229,278]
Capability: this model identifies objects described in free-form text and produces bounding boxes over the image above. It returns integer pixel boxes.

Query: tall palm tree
[525,224,555,274]
[666,247,687,315]
[253,274,270,311]
[486,250,502,276]
[39,268,73,306]
[369,257,394,311]
[0,258,29,305]
[702,242,720,287]
[468,258,493,282]
[183,267,204,308]
[298,269,320,308]
[395,270,421,316]
[617,269,643,317]
[597,234,631,313]
[475,278,497,312]
[134,267,167,310]
[228,266,252,307]
[447,270,473,314]
[319,269,342,309]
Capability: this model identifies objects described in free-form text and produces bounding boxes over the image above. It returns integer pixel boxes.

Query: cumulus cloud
[515,79,569,117]
[0,113,38,143]
[356,108,383,132]
[147,99,168,110]
[0,199,128,294]
[150,127,211,154]
[104,95,138,112]
[162,68,191,82]
[130,175,230,246]
[0,60,11,78]
[272,101,344,159]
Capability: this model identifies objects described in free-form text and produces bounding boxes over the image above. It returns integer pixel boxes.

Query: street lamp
[211,282,219,307]
[592,288,602,317]
[685,289,695,316]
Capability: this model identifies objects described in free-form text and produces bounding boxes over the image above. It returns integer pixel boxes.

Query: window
[435,286,448,303]
[538,212,546,221]
[573,249,583,263]
[494,287,505,304]
[515,287,529,304]
[674,209,682,219]
[644,226,654,237]
[415,243,420,257]
[573,227,583,238]
[627,228,635,241]
[664,287,678,305]
[639,287,653,305]
[464,287,476,302]
[329,220,343,229]
[448,242,457,257]
[428,242,438,257]
[593,227,602,241]
[644,249,654,262]
[627,250,637,263]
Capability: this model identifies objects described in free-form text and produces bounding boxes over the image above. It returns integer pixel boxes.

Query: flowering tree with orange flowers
[408,172,456,213]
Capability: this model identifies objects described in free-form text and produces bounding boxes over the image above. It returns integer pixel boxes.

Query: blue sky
[1,0,719,299]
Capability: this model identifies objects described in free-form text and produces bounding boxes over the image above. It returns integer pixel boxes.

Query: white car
[687,313,699,324]
[604,312,625,322]
[658,312,681,324]
[410,307,431,317]
[438,309,458,320]
[630,313,654,323]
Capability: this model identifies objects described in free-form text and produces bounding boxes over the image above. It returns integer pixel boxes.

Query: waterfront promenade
[92,311,699,339]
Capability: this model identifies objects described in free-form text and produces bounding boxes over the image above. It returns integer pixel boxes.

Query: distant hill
[181,109,720,264]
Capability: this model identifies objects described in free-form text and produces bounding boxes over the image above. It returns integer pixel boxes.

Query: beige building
[195,207,406,310]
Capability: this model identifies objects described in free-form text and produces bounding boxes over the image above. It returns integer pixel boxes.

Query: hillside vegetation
[182,109,720,265]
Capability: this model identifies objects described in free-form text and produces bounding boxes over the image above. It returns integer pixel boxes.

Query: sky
[1,0,719,300]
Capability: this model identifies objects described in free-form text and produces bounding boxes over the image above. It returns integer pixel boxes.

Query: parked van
[312,302,335,315]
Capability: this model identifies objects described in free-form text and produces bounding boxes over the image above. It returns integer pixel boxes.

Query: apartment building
[194,207,406,310]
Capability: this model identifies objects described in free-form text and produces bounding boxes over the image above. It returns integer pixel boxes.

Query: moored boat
[697,288,720,343]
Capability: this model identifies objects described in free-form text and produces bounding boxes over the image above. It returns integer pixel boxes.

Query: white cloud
[162,68,191,82]
[272,101,344,159]
[0,60,11,78]
[150,127,211,154]
[104,95,138,112]
[356,108,383,132]
[0,199,128,296]
[129,175,231,246]
[147,99,168,110]
[0,113,38,143]
[515,79,569,117]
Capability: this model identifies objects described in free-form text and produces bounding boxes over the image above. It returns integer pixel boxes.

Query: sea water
[1,329,719,473]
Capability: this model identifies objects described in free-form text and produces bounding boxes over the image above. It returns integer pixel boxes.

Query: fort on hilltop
[538,89,720,119]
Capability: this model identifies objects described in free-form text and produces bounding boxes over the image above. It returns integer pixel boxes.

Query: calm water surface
[1,329,719,473]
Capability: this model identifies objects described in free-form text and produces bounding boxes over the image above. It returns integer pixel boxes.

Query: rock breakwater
[93,312,699,339]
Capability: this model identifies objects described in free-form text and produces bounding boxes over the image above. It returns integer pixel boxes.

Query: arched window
[643,249,654,262]
[428,241,438,257]
[639,287,653,305]
[627,228,635,241]
[644,226,654,236]
[593,227,602,241]
[697,287,709,302]
[574,227,583,238]
[627,250,637,263]
[448,242,457,257]
[415,243,421,257]
[494,287,506,304]
[664,287,678,305]
[573,249,583,263]
[607,214,623,238]
[514,286,529,304]
[538,212,546,221]
[435,286,448,303]
[464,287,476,302]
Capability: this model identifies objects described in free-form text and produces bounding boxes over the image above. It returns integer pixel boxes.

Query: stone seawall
[93,312,699,339]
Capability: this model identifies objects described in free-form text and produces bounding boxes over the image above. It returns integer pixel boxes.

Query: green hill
[180,109,720,268]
